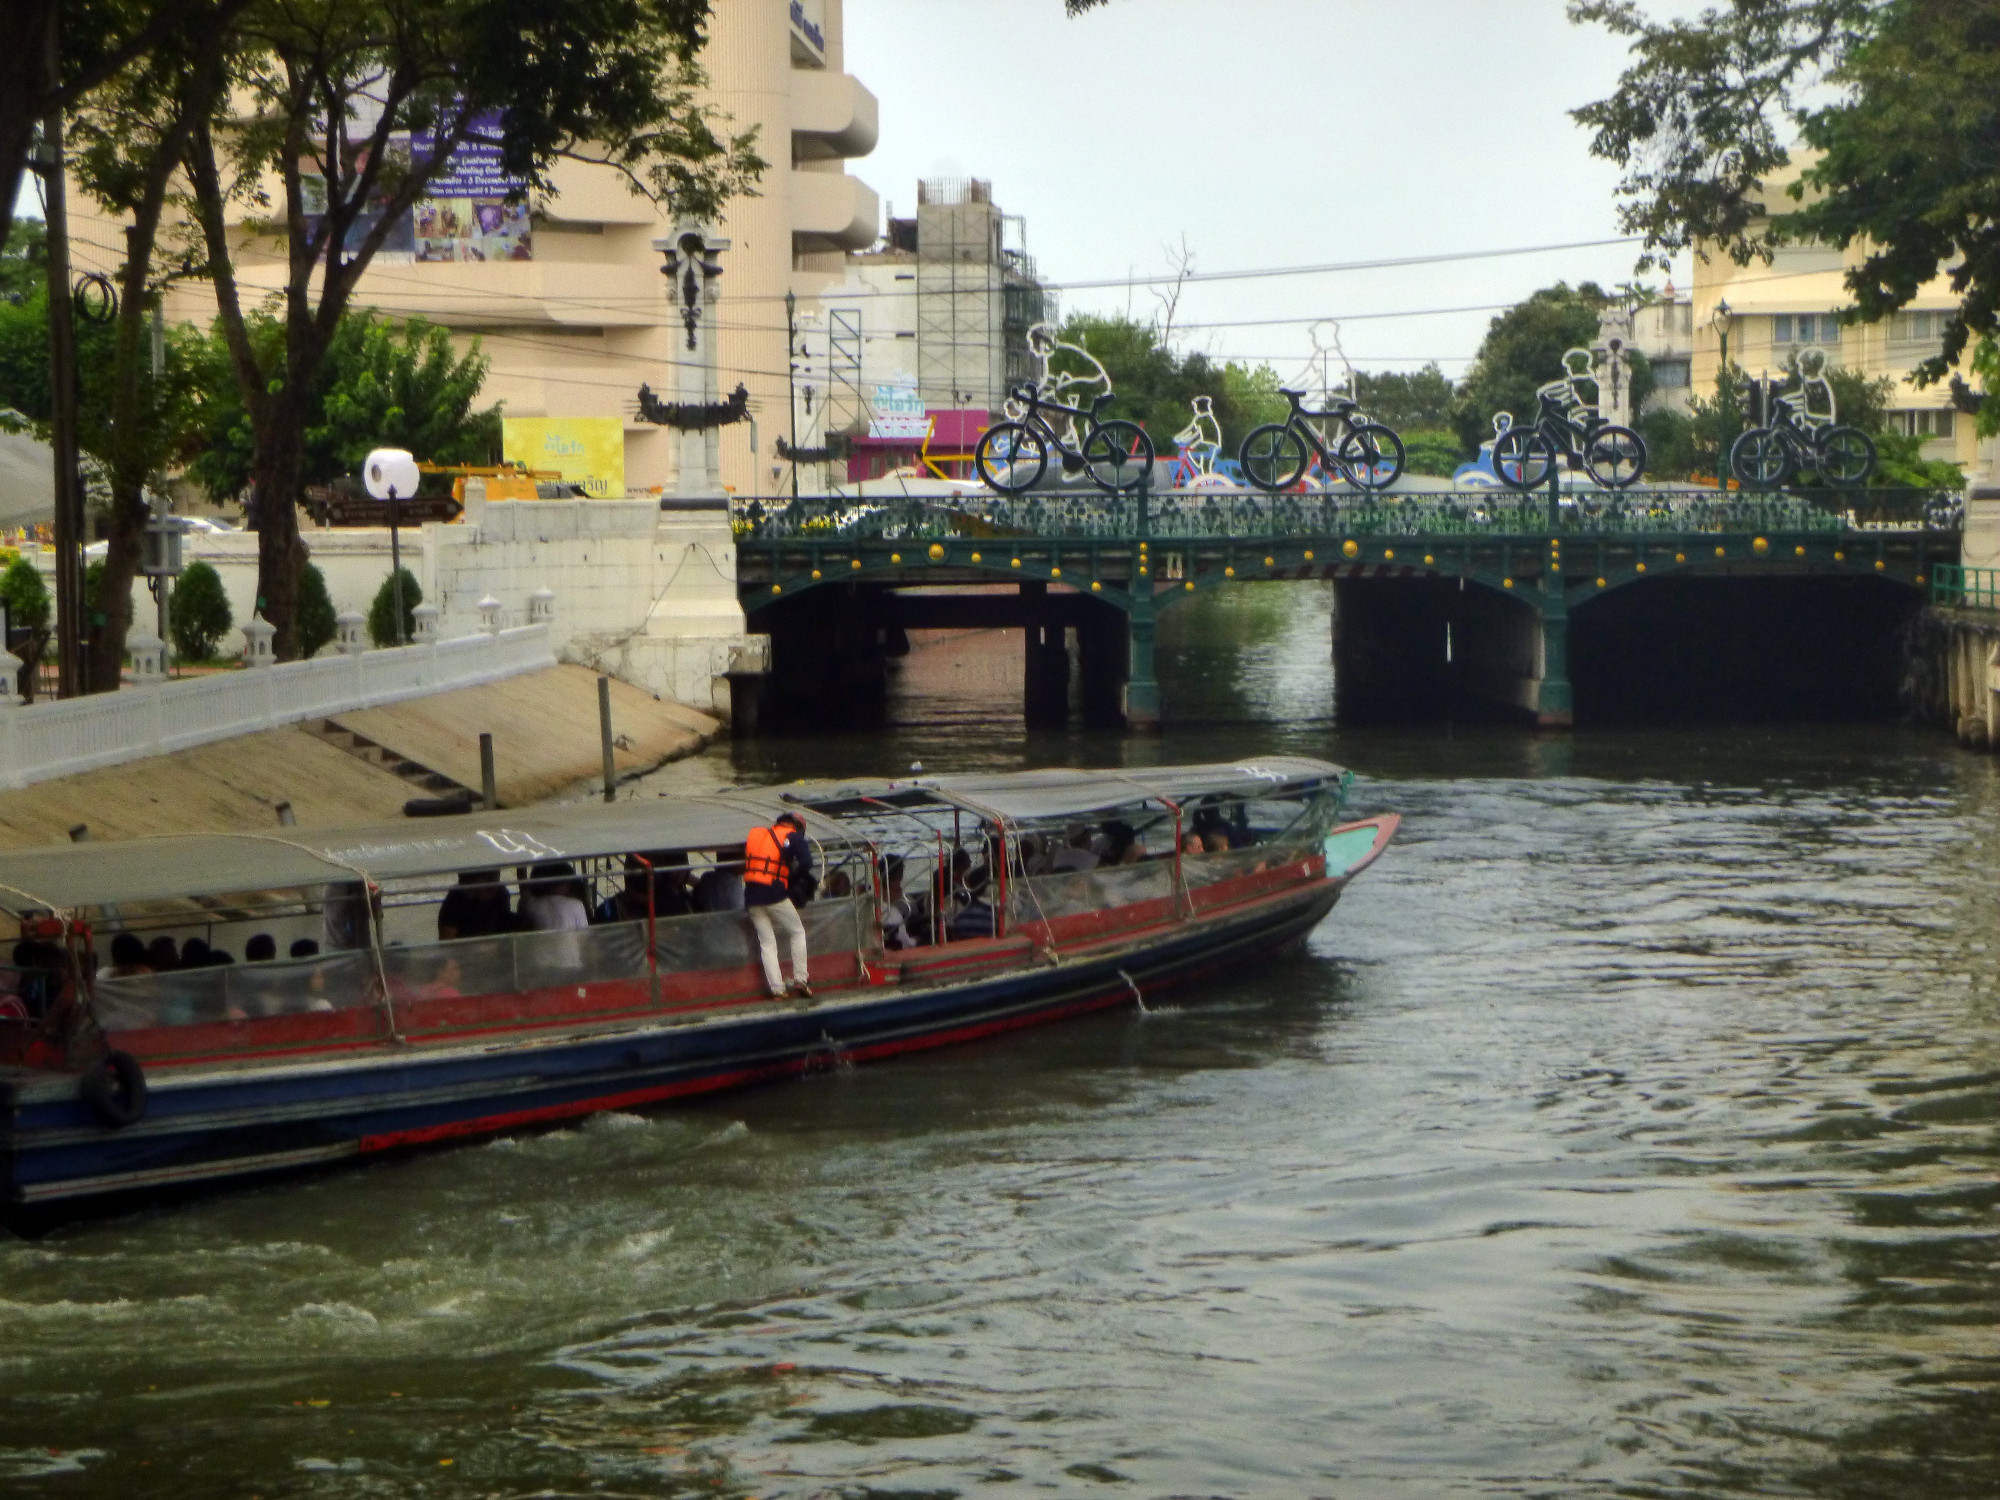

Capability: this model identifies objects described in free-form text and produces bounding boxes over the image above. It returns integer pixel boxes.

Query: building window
[1772,313,1840,345]
[1651,358,1690,389]
[1892,309,1947,343]
[1894,408,1955,440]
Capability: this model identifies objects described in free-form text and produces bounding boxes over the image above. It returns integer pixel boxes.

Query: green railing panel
[1932,564,2000,609]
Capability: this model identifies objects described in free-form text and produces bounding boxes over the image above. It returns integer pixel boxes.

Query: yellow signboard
[501,417,626,499]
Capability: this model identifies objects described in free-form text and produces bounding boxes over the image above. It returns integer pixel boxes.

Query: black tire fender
[81,1050,147,1128]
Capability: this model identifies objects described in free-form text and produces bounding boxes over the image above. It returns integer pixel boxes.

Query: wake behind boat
[0,758,1395,1213]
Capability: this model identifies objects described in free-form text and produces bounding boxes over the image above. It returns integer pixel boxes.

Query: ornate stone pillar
[654,225,731,498]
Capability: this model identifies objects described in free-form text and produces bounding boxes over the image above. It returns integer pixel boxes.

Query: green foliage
[295,562,337,659]
[1972,337,2000,439]
[1399,429,1466,478]
[1450,283,1652,451]
[367,568,422,649]
[83,559,106,626]
[1638,407,1700,480]
[1571,0,1997,392]
[0,557,50,633]
[0,219,44,302]
[1870,429,1964,489]
[1355,365,1456,430]
[169,559,232,661]
[186,311,501,502]
[1053,314,1285,455]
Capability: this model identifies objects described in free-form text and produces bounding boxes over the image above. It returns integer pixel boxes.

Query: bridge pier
[1126,583,1160,732]
[1020,582,1072,728]
[1534,580,1574,728]
[1078,605,1129,729]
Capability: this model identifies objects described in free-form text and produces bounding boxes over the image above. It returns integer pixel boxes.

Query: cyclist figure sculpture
[1171,395,1226,487]
[1492,346,1647,490]
[1016,323,1111,446]
[1727,345,1875,488]
[1793,346,1838,431]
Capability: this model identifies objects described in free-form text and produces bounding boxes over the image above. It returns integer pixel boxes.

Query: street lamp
[365,448,420,645]
[784,288,799,502]
[1711,299,1735,488]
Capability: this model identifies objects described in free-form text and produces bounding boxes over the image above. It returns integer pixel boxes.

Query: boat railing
[1008,859,1177,926]
[93,950,381,1032]
[651,895,874,979]
[1178,841,1315,892]
[380,921,650,1003]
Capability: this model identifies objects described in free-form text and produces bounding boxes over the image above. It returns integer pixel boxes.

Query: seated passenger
[98,932,153,979]
[1181,831,1205,856]
[1048,826,1100,872]
[519,862,590,970]
[695,850,746,913]
[824,869,853,899]
[244,934,277,963]
[438,870,513,941]
[290,938,320,959]
[147,935,181,972]
[880,862,919,950]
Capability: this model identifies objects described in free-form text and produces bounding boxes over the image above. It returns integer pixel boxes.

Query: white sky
[845,0,1690,381]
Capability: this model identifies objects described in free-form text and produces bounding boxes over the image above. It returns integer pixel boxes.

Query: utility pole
[785,288,800,502]
[39,22,86,698]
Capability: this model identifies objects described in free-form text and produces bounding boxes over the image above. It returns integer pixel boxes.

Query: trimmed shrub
[296,562,338,659]
[367,568,422,648]
[0,557,50,633]
[169,560,233,662]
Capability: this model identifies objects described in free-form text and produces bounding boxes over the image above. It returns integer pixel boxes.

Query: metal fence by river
[0,591,1992,1497]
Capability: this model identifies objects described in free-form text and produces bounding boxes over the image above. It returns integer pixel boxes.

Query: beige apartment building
[1688,155,1982,469]
[78,0,880,501]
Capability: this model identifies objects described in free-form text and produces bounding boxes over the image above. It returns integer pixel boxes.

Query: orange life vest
[744,823,789,887]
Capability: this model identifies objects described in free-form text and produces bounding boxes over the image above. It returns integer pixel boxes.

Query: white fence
[0,625,556,791]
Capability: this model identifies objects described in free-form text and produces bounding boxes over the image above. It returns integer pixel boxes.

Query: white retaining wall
[0,624,555,791]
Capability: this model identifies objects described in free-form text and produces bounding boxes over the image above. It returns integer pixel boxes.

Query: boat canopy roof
[0,757,1344,913]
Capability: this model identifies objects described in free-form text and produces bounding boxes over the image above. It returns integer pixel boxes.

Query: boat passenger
[1048,827,1100,872]
[147,935,180,971]
[290,938,320,959]
[1181,831,1205,856]
[180,937,211,967]
[98,931,153,979]
[880,860,919,950]
[695,851,746,913]
[520,864,589,931]
[745,813,813,1000]
[438,870,513,941]
[824,869,853,899]
[245,934,277,963]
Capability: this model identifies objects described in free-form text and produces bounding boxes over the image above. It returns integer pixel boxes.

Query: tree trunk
[250,397,310,659]
[86,494,143,690]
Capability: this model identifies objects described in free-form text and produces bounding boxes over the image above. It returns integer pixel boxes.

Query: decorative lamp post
[364,448,421,644]
[654,225,730,499]
[1711,299,1735,488]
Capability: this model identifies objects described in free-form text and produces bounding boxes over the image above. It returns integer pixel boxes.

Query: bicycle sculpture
[1728,347,1875,488]
[975,383,1154,492]
[1170,395,1231,489]
[1238,387,1406,492]
[1491,347,1647,490]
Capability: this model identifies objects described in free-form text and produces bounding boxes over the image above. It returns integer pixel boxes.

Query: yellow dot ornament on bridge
[811,569,821,580]
[1597,576,1607,587]
[1875,559,1885,570]
[1010,557,1021,568]
[1834,550,1845,561]
[1675,552,1686,563]
[1264,555,1275,567]
[1424,554,1434,566]
[1225,566,1236,578]
[1715,546,1726,558]
[1795,545,1806,557]
[1636,562,1646,573]
[1091,581,1101,592]
[1138,565,1148,577]
[1383,549,1394,560]
[1342,540,1359,559]
[890,552,902,564]
[1051,567,1061,578]
[1551,561,1560,572]
[1184,581,1195,591]
[770,584,781,594]
[1304,550,1314,561]
[928,543,945,562]
[970,551,982,563]
[1503,578,1513,589]
[1752,537,1769,555]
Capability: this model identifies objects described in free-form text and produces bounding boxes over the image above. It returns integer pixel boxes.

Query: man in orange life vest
[745,812,814,999]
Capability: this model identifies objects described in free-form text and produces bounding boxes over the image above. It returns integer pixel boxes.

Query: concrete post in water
[241,613,276,668]
[479,732,498,812]
[477,596,501,636]
[335,610,366,656]
[598,674,617,803]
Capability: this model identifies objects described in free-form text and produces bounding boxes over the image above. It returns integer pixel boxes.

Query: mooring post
[598,674,617,803]
[479,731,498,811]
[1125,474,1161,731]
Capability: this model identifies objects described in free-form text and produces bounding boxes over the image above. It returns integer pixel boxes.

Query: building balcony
[791,71,878,161]
[791,170,880,253]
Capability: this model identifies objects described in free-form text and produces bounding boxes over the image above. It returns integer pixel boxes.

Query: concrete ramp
[323,665,716,807]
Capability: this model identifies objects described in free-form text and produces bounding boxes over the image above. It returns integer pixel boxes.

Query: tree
[1571,0,1999,430]
[367,568,421,649]
[168,558,231,661]
[186,311,502,503]
[0,0,250,258]
[1053,313,1286,455]
[0,220,46,302]
[1355,365,1456,431]
[1450,283,1653,453]
[181,0,764,660]
[1399,431,1466,478]
[0,556,51,702]
[295,562,337,659]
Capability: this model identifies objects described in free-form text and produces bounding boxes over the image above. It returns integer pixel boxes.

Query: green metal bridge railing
[733,484,1963,546]
[1930,563,2000,609]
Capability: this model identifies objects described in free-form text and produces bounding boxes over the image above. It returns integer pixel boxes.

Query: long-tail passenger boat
[0,758,1395,1212]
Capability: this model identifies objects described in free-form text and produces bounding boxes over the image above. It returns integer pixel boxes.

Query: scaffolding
[914,178,1047,413]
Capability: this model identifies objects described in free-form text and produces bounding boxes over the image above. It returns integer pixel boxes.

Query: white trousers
[748,899,810,994]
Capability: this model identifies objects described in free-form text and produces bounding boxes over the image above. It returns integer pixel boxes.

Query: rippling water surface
[2,587,1996,1497]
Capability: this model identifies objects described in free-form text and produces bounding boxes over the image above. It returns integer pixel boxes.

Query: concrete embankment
[0,666,716,849]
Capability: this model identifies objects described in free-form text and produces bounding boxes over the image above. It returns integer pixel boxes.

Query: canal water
[3,585,1997,1497]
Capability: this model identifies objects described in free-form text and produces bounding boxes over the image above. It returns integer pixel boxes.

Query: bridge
[733,482,1962,730]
